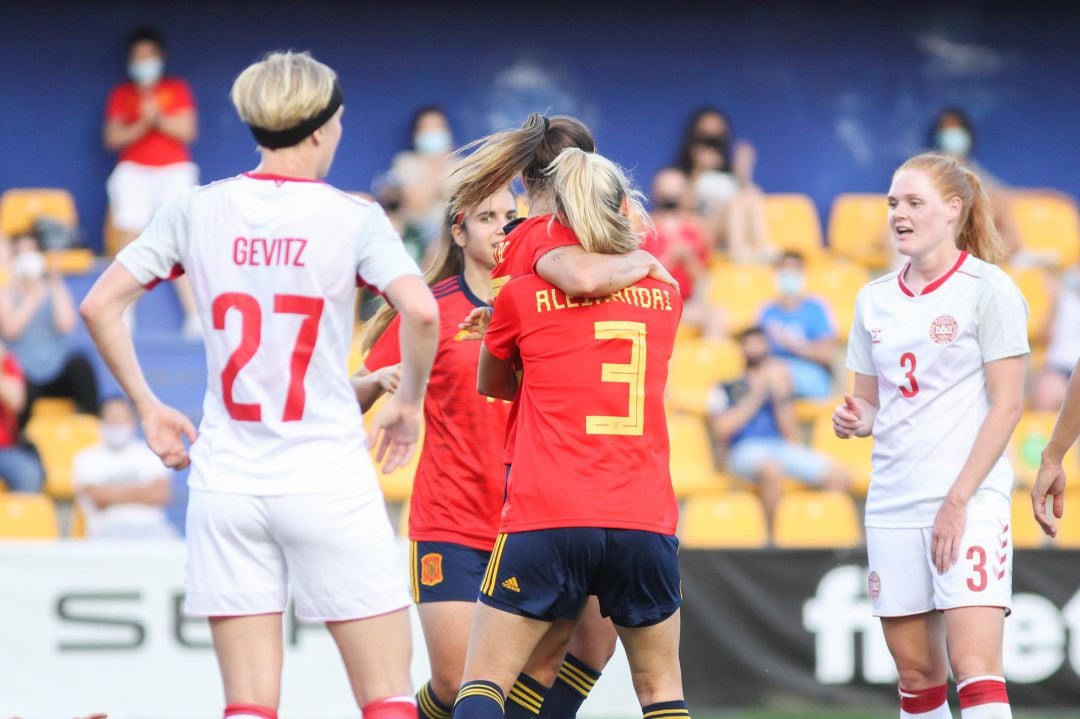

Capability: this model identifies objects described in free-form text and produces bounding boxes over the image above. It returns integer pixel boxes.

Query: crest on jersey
[929,315,959,345]
[868,570,881,600]
[420,553,444,586]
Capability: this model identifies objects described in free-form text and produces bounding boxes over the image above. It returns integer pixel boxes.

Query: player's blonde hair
[231,51,337,132]
[895,153,1007,264]
[547,148,646,255]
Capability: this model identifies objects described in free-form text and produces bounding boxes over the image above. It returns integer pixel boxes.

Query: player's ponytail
[895,152,1008,265]
[449,113,595,216]
[547,148,646,255]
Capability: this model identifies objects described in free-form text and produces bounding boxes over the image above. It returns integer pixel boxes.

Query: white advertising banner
[0,541,638,719]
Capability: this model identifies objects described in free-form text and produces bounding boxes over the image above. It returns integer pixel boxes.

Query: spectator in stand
[389,105,456,249]
[708,327,850,534]
[103,26,201,337]
[1032,265,1080,411]
[758,251,837,398]
[0,340,44,493]
[74,397,176,539]
[674,106,772,262]
[640,168,723,337]
[0,235,100,424]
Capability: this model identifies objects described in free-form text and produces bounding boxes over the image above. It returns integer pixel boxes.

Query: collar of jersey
[457,274,489,309]
[243,172,325,184]
[897,251,969,297]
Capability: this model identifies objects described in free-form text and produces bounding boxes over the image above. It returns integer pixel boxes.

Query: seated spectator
[674,106,772,262]
[640,168,724,337]
[1032,265,1080,411]
[103,26,201,337]
[708,328,849,534]
[0,235,100,425]
[758,251,837,398]
[389,105,456,248]
[74,397,176,539]
[0,341,44,493]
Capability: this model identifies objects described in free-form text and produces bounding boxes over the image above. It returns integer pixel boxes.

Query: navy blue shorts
[478,528,680,628]
[410,540,492,603]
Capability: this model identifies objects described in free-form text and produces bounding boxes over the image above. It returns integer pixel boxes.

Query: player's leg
[210,615,284,715]
[615,611,685,707]
[508,617,576,719]
[539,599,617,719]
[944,608,1010,719]
[327,609,416,712]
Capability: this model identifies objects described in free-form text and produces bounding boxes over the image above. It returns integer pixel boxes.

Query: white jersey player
[80,52,438,719]
[834,153,1027,719]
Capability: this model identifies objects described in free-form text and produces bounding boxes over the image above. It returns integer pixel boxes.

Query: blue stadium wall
[2,0,1077,252]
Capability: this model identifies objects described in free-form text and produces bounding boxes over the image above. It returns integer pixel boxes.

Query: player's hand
[458,306,492,341]
[643,253,680,293]
[931,497,967,574]
[832,394,863,438]
[1031,457,1067,537]
[139,402,197,470]
[373,364,401,394]
[367,396,421,474]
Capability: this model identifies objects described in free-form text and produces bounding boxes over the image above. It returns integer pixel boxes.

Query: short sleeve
[116,191,192,288]
[977,278,1030,363]
[355,205,422,294]
[845,289,876,376]
[168,79,195,112]
[528,222,579,272]
[806,300,836,340]
[363,315,403,371]
[484,282,522,361]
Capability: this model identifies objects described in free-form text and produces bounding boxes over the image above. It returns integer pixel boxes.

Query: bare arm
[83,477,171,509]
[48,273,78,334]
[0,286,46,340]
[103,116,154,152]
[477,346,518,401]
[1033,355,1080,535]
[350,364,400,414]
[156,108,197,144]
[535,245,678,298]
[0,353,25,414]
[833,373,879,438]
[710,378,769,441]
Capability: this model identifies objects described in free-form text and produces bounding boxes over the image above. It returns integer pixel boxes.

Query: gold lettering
[652,288,665,310]
[611,290,625,303]
[552,291,566,310]
[536,290,552,313]
[565,295,580,308]
[662,290,673,311]
[639,287,652,309]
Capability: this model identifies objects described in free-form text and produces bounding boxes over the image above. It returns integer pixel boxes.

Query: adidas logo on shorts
[501,576,521,592]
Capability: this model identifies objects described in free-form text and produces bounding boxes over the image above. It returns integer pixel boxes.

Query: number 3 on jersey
[899,352,919,399]
[586,321,647,436]
[213,292,325,422]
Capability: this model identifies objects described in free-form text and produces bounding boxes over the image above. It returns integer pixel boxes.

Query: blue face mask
[776,269,805,297]
[414,128,452,156]
[128,58,164,87]
[936,127,971,157]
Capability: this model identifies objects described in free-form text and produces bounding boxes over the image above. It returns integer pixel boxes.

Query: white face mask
[776,269,805,297]
[13,251,46,280]
[414,128,452,156]
[936,127,971,158]
[102,424,136,449]
[128,58,164,87]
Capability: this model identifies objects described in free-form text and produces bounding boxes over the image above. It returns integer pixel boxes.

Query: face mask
[102,424,136,449]
[414,128,453,156]
[936,127,971,157]
[744,354,766,369]
[776,269,805,297]
[128,58,164,87]
[13,251,46,280]
[655,198,681,212]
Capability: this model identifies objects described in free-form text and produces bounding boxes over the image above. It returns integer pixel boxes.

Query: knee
[948,651,1001,684]
[629,669,684,707]
[567,630,617,670]
[429,671,462,706]
[896,663,946,691]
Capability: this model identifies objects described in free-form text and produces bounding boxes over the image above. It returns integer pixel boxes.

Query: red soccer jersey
[484,275,683,534]
[0,354,23,448]
[365,274,511,550]
[490,215,580,464]
[105,78,195,166]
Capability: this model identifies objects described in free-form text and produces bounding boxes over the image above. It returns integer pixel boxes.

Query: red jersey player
[81,52,438,719]
[453,149,689,719]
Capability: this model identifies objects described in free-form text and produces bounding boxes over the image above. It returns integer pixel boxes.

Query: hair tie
[247,81,344,149]
[542,116,550,132]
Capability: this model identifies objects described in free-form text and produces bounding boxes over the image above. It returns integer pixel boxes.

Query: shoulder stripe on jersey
[431,276,461,295]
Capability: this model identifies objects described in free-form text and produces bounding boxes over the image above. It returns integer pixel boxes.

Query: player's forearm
[350,371,386,413]
[80,292,157,412]
[395,311,438,407]
[1043,358,1080,463]
[537,248,656,298]
[477,350,518,400]
[949,402,1023,505]
[156,112,197,144]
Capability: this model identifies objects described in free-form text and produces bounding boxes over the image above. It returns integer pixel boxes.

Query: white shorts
[184,488,410,622]
[107,160,198,231]
[866,494,1012,617]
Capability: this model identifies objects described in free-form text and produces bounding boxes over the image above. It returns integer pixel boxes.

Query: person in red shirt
[453,149,689,719]
[354,188,517,719]
[103,26,201,336]
[0,341,44,493]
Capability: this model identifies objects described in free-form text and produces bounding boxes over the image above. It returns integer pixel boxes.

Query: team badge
[868,571,881,601]
[420,553,444,586]
[929,315,958,345]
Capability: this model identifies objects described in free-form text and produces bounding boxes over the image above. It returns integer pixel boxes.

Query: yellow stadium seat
[811,413,872,497]
[0,494,59,539]
[827,194,892,269]
[762,194,825,260]
[803,259,870,341]
[773,490,862,548]
[47,248,95,275]
[30,397,77,418]
[1053,491,1080,548]
[24,414,101,500]
[0,188,77,237]
[707,262,777,333]
[1002,265,1053,344]
[680,491,768,548]
[1009,411,1080,488]
[1011,490,1048,549]
[667,337,743,415]
[668,414,728,498]
[1011,193,1080,269]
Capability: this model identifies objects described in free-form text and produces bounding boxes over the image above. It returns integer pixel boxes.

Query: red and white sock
[958,675,1011,719]
[224,703,277,719]
[364,695,418,719]
[899,683,951,718]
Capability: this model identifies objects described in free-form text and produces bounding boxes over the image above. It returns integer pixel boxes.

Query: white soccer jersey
[846,251,1029,527]
[118,172,421,495]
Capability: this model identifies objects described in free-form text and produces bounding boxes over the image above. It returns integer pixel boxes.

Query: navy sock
[539,654,601,719]
[454,680,505,719]
[642,699,690,719]
[418,681,453,719]
[506,673,548,719]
